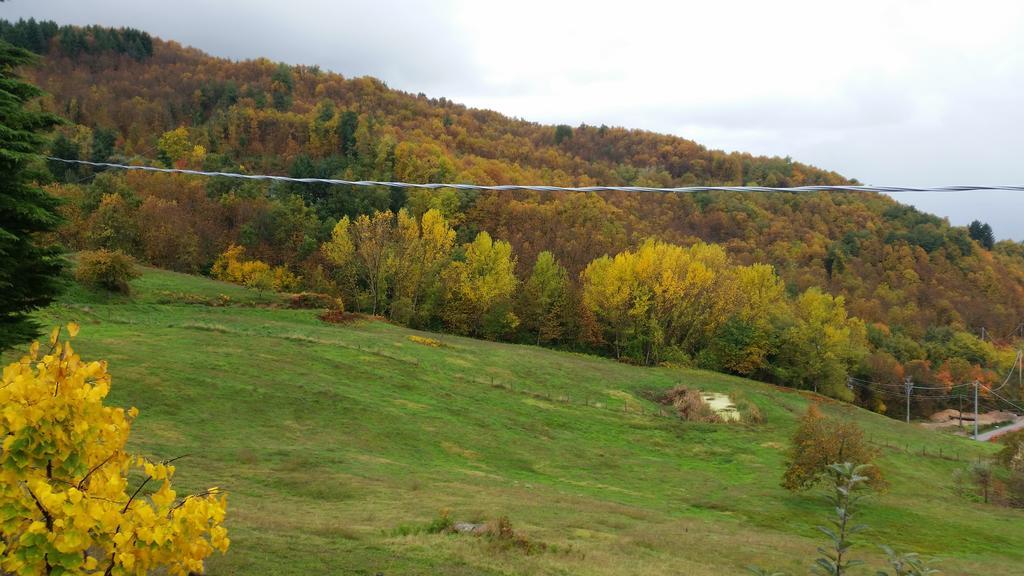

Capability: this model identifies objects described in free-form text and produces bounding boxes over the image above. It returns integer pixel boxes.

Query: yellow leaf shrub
[0,324,228,575]
[211,244,300,293]
[408,335,442,347]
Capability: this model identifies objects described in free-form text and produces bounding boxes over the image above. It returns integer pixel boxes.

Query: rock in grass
[453,522,486,534]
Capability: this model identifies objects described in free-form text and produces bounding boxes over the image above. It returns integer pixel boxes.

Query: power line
[981,384,1024,415]
[41,157,1024,194]
[966,350,1023,395]
[847,378,964,400]
[849,375,971,391]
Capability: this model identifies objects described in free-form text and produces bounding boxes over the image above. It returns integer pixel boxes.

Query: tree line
[0,18,153,61]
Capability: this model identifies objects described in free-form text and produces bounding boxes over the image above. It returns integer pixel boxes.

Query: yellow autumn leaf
[1,330,229,573]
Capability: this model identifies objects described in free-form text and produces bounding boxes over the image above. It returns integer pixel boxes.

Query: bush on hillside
[996,429,1024,472]
[211,244,301,294]
[1008,471,1024,509]
[782,404,885,491]
[408,334,444,347]
[660,385,721,423]
[287,291,335,309]
[483,516,548,555]
[733,392,766,424]
[75,248,140,294]
[0,324,229,574]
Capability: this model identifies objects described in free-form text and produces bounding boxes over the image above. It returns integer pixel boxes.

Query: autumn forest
[5,18,1024,414]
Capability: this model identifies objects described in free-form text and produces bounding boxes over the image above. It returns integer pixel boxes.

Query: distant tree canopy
[968,220,995,250]
[0,18,153,60]
[554,124,573,145]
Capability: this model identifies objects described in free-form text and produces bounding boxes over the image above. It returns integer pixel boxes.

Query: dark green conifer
[0,40,64,349]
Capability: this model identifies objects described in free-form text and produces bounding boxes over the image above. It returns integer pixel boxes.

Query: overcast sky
[5,0,1024,239]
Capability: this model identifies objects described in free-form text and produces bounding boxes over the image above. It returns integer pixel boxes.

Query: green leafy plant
[749,462,939,576]
[75,249,140,294]
[812,463,870,575]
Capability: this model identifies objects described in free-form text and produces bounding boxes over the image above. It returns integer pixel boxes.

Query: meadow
[14,266,1024,575]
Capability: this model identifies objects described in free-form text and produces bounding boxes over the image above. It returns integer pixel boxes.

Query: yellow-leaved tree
[443,231,518,338]
[0,324,228,575]
[211,244,300,294]
[581,239,736,364]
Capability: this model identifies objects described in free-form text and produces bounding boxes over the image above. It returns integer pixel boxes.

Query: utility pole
[904,377,914,424]
[974,379,980,440]
[981,327,987,341]
[958,392,964,427]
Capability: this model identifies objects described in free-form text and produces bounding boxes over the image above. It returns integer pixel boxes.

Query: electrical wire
[984,357,1015,394]
[981,385,1024,414]
[847,379,964,400]
[41,157,1024,195]
[849,376,972,391]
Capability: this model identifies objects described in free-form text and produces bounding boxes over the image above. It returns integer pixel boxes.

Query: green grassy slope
[15,267,1023,575]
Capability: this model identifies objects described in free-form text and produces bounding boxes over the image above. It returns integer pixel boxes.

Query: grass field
[12,266,1024,575]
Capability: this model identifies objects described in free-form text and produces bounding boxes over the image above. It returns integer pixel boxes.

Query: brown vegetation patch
[287,292,336,309]
[658,385,721,423]
[318,309,367,325]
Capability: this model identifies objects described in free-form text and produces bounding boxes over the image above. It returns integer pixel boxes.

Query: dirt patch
[928,408,1018,428]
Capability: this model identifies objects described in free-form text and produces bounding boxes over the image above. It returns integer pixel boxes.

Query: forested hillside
[6,19,1024,411]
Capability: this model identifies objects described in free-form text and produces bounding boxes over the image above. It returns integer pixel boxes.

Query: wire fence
[867,436,987,463]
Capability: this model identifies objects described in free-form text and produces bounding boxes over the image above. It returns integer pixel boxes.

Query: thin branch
[78,453,117,490]
[166,487,225,517]
[23,483,54,530]
[122,476,152,514]
[162,453,191,465]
